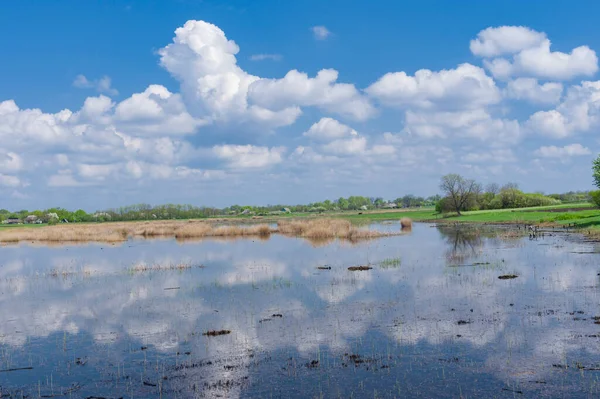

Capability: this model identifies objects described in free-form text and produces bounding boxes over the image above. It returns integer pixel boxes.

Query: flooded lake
[1,224,600,398]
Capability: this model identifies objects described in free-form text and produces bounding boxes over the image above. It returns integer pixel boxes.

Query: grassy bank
[344,203,600,231]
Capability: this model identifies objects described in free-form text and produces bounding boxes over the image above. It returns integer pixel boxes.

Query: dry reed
[400,218,413,229]
[0,217,397,244]
[128,262,198,273]
[277,219,395,240]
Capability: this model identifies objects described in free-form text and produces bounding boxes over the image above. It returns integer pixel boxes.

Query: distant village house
[24,215,40,224]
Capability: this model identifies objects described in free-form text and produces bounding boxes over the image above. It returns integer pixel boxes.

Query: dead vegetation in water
[400,218,413,229]
[0,224,129,243]
[0,220,275,244]
[277,219,397,241]
[498,230,527,240]
[128,262,202,273]
[202,330,231,337]
[498,274,519,280]
[347,265,373,271]
[0,218,395,244]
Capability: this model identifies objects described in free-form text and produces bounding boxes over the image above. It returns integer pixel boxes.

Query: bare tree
[501,182,519,191]
[485,183,500,195]
[440,174,481,216]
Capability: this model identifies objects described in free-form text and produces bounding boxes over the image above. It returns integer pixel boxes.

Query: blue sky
[1,0,599,211]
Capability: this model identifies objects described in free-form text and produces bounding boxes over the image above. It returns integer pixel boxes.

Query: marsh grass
[277,219,398,241]
[128,262,201,273]
[46,267,93,278]
[0,220,275,244]
[0,218,399,244]
[379,257,402,269]
[498,230,527,240]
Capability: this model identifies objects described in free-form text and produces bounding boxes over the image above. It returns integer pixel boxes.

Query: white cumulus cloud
[404,109,521,145]
[249,69,375,121]
[311,26,331,40]
[526,80,600,137]
[366,63,500,110]
[158,20,301,129]
[249,54,282,61]
[303,117,357,140]
[505,78,563,104]
[73,75,119,96]
[213,145,286,169]
[322,136,367,155]
[534,144,591,158]
[470,26,547,57]
[472,26,598,80]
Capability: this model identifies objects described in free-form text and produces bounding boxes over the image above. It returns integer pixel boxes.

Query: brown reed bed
[277,218,397,240]
[0,218,399,244]
[0,220,275,244]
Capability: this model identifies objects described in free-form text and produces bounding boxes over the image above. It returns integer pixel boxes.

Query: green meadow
[343,203,600,231]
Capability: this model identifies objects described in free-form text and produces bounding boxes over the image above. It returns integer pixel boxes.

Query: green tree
[439,174,481,216]
[590,190,600,207]
[593,155,600,188]
[336,197,349,210]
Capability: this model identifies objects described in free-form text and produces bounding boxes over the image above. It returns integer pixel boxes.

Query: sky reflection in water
[0,224,600,398]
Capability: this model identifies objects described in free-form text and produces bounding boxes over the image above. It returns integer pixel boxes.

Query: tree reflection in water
[438,225,484,265]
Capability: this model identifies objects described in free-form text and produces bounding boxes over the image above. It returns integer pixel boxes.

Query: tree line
[0,195,440,223]
[0,183,593,224]
[436,174,586,215]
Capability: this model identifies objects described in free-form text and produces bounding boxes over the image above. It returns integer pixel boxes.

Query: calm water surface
[1,224,600,398]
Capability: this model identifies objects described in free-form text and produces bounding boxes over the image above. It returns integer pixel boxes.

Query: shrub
[590,190,600,207]
[435,199,449,214]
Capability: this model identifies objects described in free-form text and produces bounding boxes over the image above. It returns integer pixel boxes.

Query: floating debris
[203,330,231,337]
[317,266,331,270]
[348,266,372,271]
[75,357,87,366]
[307,360,319,368]
[498,275,519,280]
[457,320,472,325]
[0,366,33,373]
[439,357,460,363]
[501,387,523,394]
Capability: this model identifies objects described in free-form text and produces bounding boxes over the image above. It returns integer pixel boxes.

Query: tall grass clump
[277,219,394,240]
[379,257,402,268]
[400,218,413,229]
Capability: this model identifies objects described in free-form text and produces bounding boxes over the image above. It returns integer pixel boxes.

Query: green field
[342,203,600,230]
